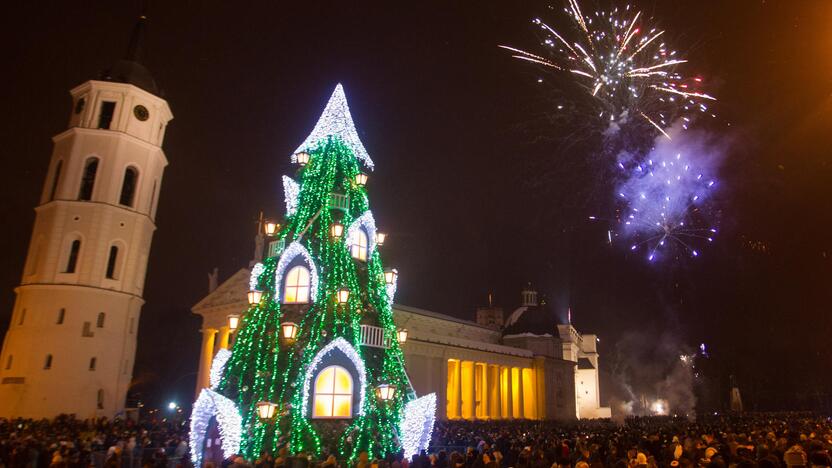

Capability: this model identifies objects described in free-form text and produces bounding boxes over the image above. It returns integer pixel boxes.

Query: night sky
[1,1,830,411]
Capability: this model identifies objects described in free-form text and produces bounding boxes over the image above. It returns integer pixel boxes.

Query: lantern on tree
[280,322,299,344]
[256,401,278,420]
[247,290,263,305]
[355,172,368,187]
[330,220,345,240]
[336,287,350,304]
[397,328,408,344]
[384,268,398,285]
[227,314,241,332]
[375,384,396,402]
[295,151,310,166]
[264,220,279,236]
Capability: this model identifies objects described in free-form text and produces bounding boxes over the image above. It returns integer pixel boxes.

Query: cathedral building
[0,18,172,418]
[194,262,610,420]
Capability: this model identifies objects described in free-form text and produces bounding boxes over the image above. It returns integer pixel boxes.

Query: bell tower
[0,15,173,418]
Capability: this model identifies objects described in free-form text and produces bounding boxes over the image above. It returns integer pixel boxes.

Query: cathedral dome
[502,302,562,337]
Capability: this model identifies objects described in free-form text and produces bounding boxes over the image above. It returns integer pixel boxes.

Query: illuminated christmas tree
[190,85,434,465]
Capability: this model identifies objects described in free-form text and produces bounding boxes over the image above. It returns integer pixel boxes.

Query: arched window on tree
[119,167,138,207]
[65,239,81,273]
[283,265,310,304]
[78,158,99,201]
[350,229,369,262]
[49,160,63,201]
[312,365,353,418]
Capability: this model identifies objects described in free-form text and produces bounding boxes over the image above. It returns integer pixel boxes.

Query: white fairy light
[347,210,378,254]
[291,84,374,171]
[282,175,300,217]
[190,389,242,466]
[250,262,265,291]
[400,393,437,459]
[274,242,319,302]
[301,337,366,418]
[209,348,232,390]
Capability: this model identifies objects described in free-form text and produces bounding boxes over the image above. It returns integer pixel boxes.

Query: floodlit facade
[0,32,172,418]
[194,269,610,420]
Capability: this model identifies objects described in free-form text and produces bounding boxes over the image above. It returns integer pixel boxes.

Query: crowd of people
[0,414,189,468]
[1,413,831,468]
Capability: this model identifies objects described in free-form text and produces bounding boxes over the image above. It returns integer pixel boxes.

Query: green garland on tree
[217,85,410,461]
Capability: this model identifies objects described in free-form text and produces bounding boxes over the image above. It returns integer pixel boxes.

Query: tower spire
[125,10,148,63]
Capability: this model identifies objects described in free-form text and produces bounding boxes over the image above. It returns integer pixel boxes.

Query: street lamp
[376,232,387,246]
[397,328,408,344]
[247,290,263,305]
[256,401,278,420]
[336,287,350,304]
[227,314,241,332]
[295,152,310,166]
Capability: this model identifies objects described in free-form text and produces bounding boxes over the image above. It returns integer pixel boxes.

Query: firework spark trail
[500,1,717,142]
[616,153,718,261]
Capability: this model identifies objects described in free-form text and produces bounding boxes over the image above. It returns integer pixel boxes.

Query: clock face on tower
[133,105,149,121]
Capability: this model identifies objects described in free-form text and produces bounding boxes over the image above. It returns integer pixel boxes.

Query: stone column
[437,357,448,420]
[456,360,463,419]
[195,328,218,397]
[503,366,512,419]
[516,367,525,419]
[218,326,231,350]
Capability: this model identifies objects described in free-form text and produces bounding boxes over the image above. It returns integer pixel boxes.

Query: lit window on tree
[283,265,310,303]
[350,229,368,262]
[313,365,353,418]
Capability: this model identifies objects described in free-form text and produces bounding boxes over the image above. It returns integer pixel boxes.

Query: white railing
[360,324,392,349]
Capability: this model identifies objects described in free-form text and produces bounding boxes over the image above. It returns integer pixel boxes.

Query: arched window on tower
[49,160,63,201]
[44,354,53,370]
[57,308,65,325]
[106,246,119,279]
[97,389,104,409]
[283,265,311,304]
[78,158,99,201]
[97,312,106,328]
[89,357,97,371]
[312,365,353,418]
[65,239,81,273]
[119,167,138,207]
[5,355,12,370]
[350,229,369,262]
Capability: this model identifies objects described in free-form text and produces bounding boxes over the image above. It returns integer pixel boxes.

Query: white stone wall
[0,80,172,419]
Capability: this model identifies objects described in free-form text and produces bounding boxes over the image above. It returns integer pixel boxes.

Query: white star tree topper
[291,84,374,170]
